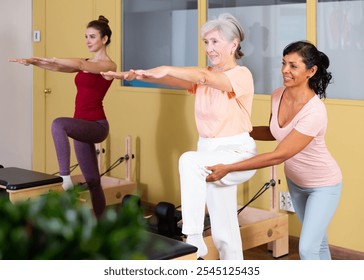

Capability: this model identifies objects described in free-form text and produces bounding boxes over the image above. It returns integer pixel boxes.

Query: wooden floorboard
[244,236,364,260]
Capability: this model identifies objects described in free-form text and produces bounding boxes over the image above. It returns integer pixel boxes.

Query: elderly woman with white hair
[101,13,256,260]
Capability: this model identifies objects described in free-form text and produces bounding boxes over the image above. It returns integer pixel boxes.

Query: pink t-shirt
[270,87,342,187]
[191,66,254,138]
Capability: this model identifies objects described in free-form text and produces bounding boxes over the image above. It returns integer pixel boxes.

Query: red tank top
[73,71,113,121]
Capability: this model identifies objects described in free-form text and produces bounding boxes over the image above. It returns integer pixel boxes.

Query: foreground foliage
[0,190,148,259]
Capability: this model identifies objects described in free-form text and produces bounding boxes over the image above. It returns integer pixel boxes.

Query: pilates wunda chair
[201,170,289,259]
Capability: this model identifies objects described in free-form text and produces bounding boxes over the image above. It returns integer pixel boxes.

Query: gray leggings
[51,117,109,217]
[287,177,342,260]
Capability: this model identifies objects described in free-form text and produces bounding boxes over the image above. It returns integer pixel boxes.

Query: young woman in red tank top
[10,16,117,219]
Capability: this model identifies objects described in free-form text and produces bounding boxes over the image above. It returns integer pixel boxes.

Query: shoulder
[306,95,327,114]
[271,87,285,100]
[100,59,117,71]
[296,96,327,131]
[229,65,252,76]
[88,58,117,71]
[224,66,253,81]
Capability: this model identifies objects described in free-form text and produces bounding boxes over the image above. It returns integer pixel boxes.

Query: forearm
[228,151,285,172]
[26,57,78,72]
[139,75,193,90]
[45,57,116,74]
[8,58,71,72]
[165,66,207,84]
[51,58,84,72]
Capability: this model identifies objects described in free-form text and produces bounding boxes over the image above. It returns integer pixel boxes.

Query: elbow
[78,60,86,71]
[268,151,289,166]
[197,74,207,84]
[197,68,210,84]
[271,157,285,166]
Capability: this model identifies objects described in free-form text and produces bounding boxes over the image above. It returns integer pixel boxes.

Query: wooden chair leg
[269,234,289,258]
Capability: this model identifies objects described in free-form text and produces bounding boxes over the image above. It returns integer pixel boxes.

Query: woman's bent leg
[180,149,255,259]
[52,117,109,217]
[74,139,106,218]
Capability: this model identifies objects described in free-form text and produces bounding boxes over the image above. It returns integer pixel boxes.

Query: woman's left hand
[134,66,169,79]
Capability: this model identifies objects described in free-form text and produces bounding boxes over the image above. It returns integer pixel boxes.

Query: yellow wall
[33,0,364,253]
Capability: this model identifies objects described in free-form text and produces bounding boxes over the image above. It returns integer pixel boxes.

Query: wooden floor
[244,240,300,260]
[244,237,364,260]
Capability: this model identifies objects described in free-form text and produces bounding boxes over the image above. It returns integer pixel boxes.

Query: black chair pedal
[155,201,183,238]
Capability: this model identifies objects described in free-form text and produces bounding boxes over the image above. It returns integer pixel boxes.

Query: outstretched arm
[205,129,314,182]
[134,65,234,92]
[34,57,117,73]
[101,67,194,90]
[8,57,73,72]
[9,57,116,74]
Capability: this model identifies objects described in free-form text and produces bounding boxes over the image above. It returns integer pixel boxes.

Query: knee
[84,176,101,190]
[51,118,65,135]
[179,151,194,164]
[218,169,256,186]
[299,241,318,260]
[179,151,197,171]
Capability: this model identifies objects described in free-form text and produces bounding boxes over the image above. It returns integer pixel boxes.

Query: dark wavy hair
[87,15,112,46]
[283,40,332,98]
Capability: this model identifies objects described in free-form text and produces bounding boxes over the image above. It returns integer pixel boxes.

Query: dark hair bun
[98,15,109,24]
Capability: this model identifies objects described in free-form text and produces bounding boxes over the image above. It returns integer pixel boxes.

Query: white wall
[0,0,32,169]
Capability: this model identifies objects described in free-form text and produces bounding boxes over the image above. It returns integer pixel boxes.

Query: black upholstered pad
[144,232,197,260]
[0,167,62,190]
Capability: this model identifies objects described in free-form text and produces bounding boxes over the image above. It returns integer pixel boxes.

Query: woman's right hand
[8,58,34,66]
[205,164,229,182]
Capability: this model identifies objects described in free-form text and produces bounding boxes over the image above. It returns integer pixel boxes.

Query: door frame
[32,0,46,172]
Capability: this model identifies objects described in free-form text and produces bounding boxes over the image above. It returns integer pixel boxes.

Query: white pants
[179,133,257,260]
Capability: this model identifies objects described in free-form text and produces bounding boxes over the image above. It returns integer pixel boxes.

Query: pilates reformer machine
[0,136,137,206]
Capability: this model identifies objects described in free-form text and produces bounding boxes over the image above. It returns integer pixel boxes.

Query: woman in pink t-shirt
[206,41,342,260]
[103,13,257,260]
